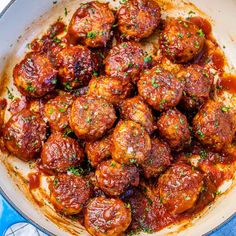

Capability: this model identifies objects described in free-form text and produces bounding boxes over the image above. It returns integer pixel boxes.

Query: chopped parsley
[92,70,98,76]
[197,29,205,37]
[125,203,131,208]
[63,82,72,90]
[197,129,205,138]
[215,190,222,196]
[49,108,54,115]
[58,107,66,113]
[110,161,116,168]
[64,7,68,16]
[67,166,83,176]
[144,56,152,63]
[86,117,92,123]
[52,37,62,44]
[188,10,195,15]
[177,33,183,38]
[155,69,161,73]
[53,178,58,187]
[185,196,191,201]
[51,79,57,84]
[87,31,97,39]
[151,78,160,88]
[83,104,89,110]
[221,106,230,112]
[199,149,208,160]
[6,87,14,100]
[26,84,36,92]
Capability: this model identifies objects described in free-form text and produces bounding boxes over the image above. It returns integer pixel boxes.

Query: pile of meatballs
[3,0,236,235]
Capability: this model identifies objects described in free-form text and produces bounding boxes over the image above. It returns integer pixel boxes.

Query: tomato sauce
[219,75,236,94]
[28,172,41,190]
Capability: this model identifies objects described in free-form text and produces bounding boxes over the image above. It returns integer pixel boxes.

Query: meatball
[50,174,91,215]
[70,96,116,141]
[178,65,213,110]
[159,163,203,214]
[68,1,115,48]
[85,133,113,168]
[13,52,57,98]
[141,138,173,178]
[160,18,205,63]
[117,0,161,41]
[193,100,235,151]
[104,42,145,83]
[157,108,191,151]
[56,45,98,89]
[96,160,139,196]
[111,120,151,165]
[43,93,74,132]
[3,109,47,161]
[84,197,131,236]
[41,133,84,173]
[138,66,184,111]
[119,96,155,134]
[88,76,133,106]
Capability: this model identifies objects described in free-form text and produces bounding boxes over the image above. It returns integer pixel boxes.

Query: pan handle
[0,194,26,235]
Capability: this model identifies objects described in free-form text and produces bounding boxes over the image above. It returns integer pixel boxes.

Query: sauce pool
[219,75,236,94]
[28,172,41,190]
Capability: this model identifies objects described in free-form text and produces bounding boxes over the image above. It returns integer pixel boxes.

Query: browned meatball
[141,138,173,178]
[157,108,191,151]
[85,133,113,168]
[84,197,131,236]
[138,66,184,111]
[111,120,151,164]
[50,174,91,215]
[56,45,98,90]
[43,93,74,132]
[160,18,205,63]
[13,52,57,98]
[117,0,161,41]
[119,96,155,134]
[193,100,235,151]
[104,42,145,83]
[96,160,139,196]
[41,133,84,173]
[178,65,213,110]
[159,163,203,214]
[70,96,116,141]
[3,109,47,161]
[68,1,115,48]
[87,76,133,106]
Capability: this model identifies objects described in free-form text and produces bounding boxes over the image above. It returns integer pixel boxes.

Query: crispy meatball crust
[68,1,115,48]
[178,65,213,110]
[41,133,84,173]
[84,197,131,236]
[3,109,47,161]
[96,160,139,196]
[85,133,113,168]
[138,66,184,111]
[117,0,161,41]
[111,120,151,165]
[119,96,155,134]
[50,174,91,215]
[43,93,74,132]
[193,100,235,151]
[88,76,133,106]
[104,42,145,83]
[157,108,191,151]
[160,18,205,63]
[56,45,98,89]
[70,96,116,141]
[141,138,173,178]
[13,52,57,98]
[159,163,203,214]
